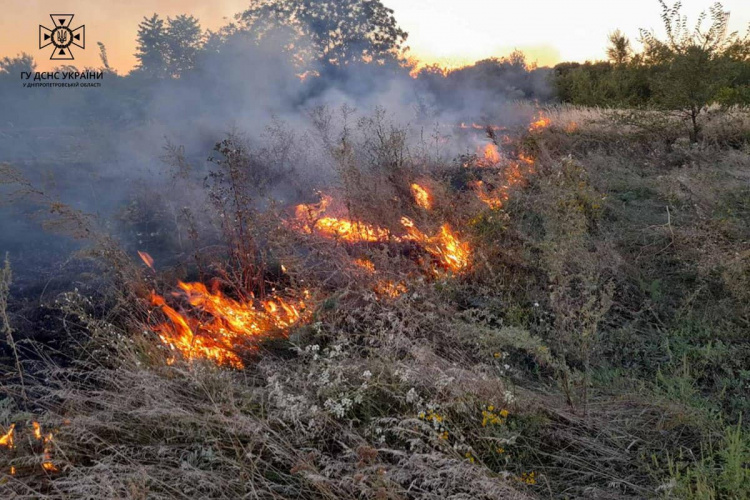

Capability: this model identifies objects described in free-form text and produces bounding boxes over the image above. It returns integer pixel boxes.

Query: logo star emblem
[39,14,85,60]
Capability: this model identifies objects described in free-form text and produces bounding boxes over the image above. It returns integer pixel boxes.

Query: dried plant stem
[1,253,27,402]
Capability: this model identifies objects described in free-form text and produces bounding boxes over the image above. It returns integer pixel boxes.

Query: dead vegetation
[1,105,749,499]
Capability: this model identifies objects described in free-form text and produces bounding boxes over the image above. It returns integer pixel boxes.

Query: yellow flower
[496,447,505,454]
[488,405,494,411]
[499,409,509,418]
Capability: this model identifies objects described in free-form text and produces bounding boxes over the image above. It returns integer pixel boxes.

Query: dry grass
[2,105,750,499]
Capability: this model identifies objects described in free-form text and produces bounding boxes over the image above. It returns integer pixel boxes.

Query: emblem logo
[39,14,85,60]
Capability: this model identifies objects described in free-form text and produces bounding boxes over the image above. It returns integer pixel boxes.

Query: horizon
[2,0,748,73]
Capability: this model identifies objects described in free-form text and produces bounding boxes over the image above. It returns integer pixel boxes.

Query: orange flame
[471,181,505,209]
[294,196,393,243]
[475,143,501,167]
[0,424,14,449]
[518,152,535,167]
[29,422,57,472]
[138,251,154,270]
[401,218,471,272]
[374,280,408,298]
[410,183,433,210]
[150,282,307,369]
[354,258,376,273]
[529,114,551,132]
[32,421,42,440]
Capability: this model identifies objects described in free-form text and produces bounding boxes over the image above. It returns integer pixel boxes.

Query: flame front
[294,196,393,243]
[411,183,433,210]
[471,181,505,209]
[478,143,501,167]
[150,282,307,369]
[401,217,471,272]
[529,114,551,132]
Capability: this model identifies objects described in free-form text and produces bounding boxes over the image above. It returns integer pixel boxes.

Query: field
[1,103,749,499]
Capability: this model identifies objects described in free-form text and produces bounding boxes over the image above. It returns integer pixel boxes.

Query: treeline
[553,1,750,138]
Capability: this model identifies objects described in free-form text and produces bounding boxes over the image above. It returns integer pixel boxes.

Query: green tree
[135,14,168,78]
[238,0,408,68]
[165,15,203,77]
[607,30,632,66]
[0,53,35,77]
[640,1,749,141]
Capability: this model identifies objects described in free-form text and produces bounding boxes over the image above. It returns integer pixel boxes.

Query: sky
[2,0,749,72]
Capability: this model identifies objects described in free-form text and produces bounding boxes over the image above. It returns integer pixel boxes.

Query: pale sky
[2,0,749,72]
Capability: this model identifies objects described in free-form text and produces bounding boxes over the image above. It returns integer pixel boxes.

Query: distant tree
[165,15,203,77]
[135,14,169,78]
[97,42,114,73]
[0,53,35,76]
[238,0,408,68]
[607,30,632,65]
[640,1,749,141]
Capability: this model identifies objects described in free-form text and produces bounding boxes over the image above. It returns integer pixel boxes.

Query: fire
[294,193,471,272]
[0,424,14,449]
[354,258,376,273]
[401,217,471,272]
[518,152,535,167]
[458,122,504,131]
[565,121,578,133]
[33,423,57,472]
[410,183,433,210]
[314,217,392,243]
[294,196,393,243]
[150,282,307,369]
[529,114,551,132]
[296,70,320,82]
[138,251,154,270]
[475,143,501,167]
[374,280,408,298]
[471,181,505,209]
[32,421,42,440]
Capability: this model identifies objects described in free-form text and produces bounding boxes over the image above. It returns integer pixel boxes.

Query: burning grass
[3,105,750,499]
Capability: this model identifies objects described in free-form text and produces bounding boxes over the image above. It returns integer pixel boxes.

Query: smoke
[0,15,553,283]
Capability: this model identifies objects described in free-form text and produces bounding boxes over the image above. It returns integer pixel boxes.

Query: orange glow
[294,196,394,243]
[29,422,57,472]
[41,432,58,472]
[401,217,471,272]
[529,114,551,132]
[354,258,376,273]
[411,183,433,210]
[374,280,408,297]
[32,421,42,440]
[294,193,472,272]
[138,251,155,270]
[459,122,504,131]
[476,143,501,167]
[565,121,578,133]
[9,466,15,475]
[150,282,307,369]
[471,181,505,209]
[518,152,535,167]
[314,217,393,242]
[296,70,320,82]
[0,424,14,449]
